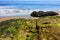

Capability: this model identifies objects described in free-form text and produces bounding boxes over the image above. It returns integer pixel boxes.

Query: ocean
[0,1,60,10]
[0,1,60,17]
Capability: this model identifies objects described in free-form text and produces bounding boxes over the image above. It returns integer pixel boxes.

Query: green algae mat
[0,16,60,40]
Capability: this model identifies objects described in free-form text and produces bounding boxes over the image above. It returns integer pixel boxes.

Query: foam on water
[0,1,60,17]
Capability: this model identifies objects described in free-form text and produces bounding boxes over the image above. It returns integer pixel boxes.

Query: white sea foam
[0,6,59,18]
[0,6,33,17]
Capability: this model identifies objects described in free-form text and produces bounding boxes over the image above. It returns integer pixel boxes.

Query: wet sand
[0,16,22,22]
[0,16,39,22]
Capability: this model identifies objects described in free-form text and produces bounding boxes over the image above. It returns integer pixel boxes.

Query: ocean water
[0,1,60,10]
[0,1,60,17]
[19,1,60,10]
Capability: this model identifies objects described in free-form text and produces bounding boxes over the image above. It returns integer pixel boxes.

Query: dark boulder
[31,11,58,17]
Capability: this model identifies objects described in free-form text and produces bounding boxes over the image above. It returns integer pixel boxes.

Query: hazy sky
[0,0,60,1]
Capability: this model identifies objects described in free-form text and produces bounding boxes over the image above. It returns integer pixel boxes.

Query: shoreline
[0,16,39,22]
[0,15,59,22]
[0,8,60,22]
